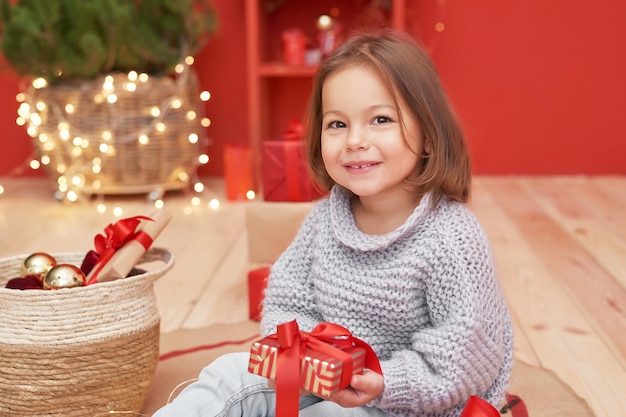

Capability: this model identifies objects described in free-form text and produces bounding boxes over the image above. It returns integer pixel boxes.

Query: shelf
[246,0,408,192]
[259,62,318,78]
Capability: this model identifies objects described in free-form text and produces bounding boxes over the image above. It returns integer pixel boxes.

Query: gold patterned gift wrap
[248,336,366,397]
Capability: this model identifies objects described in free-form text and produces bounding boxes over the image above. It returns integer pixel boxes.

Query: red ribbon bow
[460,395,500,417]
[87,215,154,284]
[270,320,382,417]
[280,119,303,141]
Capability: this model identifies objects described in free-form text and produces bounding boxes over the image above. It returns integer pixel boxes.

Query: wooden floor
[1,176,625,417]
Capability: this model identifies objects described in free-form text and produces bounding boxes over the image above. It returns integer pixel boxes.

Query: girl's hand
[327,369,384,408]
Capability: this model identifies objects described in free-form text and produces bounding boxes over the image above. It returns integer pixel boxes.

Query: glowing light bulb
[32,78,47,89]
[66,191,78,202]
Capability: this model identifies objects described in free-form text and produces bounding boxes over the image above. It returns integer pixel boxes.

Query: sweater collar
[329,186,434,251]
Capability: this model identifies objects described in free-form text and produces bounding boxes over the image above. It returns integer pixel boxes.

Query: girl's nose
[345,127,369,151]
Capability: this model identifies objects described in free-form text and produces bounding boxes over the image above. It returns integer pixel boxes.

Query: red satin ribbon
[283,143,304,202]
[86,215,154,284]
[270,320,382,417]
[460,396,500,417]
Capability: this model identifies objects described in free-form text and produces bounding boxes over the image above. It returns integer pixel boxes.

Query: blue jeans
[152,352,390,417]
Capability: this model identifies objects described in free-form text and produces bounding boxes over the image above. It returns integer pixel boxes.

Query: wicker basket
[0,247,174,416]
[23,68,206,195]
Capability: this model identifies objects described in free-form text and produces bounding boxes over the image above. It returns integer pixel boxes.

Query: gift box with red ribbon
[85,208,171,284]
[262,120,326,202]
[248,320,382,417]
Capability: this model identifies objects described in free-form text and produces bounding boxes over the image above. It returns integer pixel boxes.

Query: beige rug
[141,320,595,417]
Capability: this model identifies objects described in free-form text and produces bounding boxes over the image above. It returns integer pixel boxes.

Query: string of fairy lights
[0,55,242,213]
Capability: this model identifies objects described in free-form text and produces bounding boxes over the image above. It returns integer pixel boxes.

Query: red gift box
[224,144,253,201]
[248,266,270,321]
[248,320,382,417]
[261,120,325,202]
[262,140,325,202]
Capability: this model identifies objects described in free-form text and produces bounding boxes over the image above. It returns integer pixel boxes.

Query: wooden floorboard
[472,177,626,417]
[1,175,624,417]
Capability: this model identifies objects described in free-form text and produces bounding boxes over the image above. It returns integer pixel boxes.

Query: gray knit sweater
[260,185,514,417]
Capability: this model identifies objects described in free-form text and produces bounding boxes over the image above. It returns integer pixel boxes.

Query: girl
[154,30,513,417]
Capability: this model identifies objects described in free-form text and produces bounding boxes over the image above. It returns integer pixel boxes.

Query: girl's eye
[372,116,392,125]
[327,120,346,129]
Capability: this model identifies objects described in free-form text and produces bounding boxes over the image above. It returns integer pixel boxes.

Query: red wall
[1,0,625,177]
[418,0,626,174]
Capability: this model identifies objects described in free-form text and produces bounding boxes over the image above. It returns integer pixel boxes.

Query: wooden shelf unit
[245,0,407,191]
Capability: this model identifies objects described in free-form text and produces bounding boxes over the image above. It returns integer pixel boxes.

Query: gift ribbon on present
[280,119,305,201]
[270,320,382,417]
[282,144,304,202]
[86,216,154,284]
[460,395,500,417]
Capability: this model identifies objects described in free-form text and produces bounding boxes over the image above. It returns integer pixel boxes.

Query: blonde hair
[304,30,471,204]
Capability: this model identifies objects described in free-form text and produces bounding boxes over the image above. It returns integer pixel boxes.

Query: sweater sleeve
[370,223,511,415]
[260,204,325,336]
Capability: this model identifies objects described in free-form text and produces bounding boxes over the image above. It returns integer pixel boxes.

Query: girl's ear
[423,138,432,156]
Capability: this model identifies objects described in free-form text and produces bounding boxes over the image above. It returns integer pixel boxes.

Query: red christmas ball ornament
[43,264,86,290]
[21,252,57,283]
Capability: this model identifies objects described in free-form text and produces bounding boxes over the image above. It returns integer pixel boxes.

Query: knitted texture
[261,186,514,417]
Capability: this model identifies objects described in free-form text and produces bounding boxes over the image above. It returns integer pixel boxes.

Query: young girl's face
[320,64,423,200]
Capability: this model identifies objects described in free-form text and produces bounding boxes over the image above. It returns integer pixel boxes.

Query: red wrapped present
[85,208,171,284]
[262,120,326,202]
[224,144,253,201]
[248,320,382,417]
[248,266,271,321]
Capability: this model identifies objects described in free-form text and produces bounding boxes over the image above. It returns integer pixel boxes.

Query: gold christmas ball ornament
[43,264,86,290]
[21,252,57,283]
